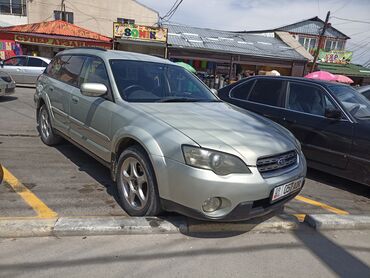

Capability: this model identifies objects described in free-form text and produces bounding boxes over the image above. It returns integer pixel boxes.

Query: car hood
[135,102,297,165]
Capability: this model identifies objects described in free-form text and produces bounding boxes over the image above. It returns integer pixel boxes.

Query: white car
[1,55,50,85]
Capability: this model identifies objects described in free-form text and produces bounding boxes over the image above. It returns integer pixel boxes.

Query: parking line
[295,195,349,215]
[1,165,57,219]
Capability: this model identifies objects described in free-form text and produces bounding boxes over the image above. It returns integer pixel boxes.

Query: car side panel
[347,122,370,185]
[2,66,24,83]
[69,92,113,162]
[23,66,45,84]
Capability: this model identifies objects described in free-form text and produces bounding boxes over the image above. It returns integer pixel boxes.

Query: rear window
[248,79,284,107]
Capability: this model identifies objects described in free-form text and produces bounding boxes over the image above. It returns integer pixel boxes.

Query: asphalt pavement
[0,87,369,223]
[0,229,369,277]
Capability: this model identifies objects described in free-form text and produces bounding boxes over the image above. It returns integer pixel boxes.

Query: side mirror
[210,88,218,96]
[325,108,342,120]
[80,83,107,97]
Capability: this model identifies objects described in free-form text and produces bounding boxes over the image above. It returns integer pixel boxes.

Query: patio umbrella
[176,62,197,73]
[304,71,336,81]
[335,74,354,84]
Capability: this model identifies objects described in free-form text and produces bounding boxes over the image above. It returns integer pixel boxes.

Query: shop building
[165,24,308,88]
[113,22,167,58]
[0,20,112,59]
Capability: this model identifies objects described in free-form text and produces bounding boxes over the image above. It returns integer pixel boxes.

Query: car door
[24,57,48,84]
[226,78,286,125]
[2,56,27,83]
[281,81,354,169]
[44,55,73,136]
[69,56,114,162]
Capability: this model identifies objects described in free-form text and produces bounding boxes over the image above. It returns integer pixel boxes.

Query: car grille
[257,150,297,175]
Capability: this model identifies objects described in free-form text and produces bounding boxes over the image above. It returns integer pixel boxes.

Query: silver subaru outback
[34,48,306,221]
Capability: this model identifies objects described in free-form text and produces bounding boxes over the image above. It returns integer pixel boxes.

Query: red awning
[0,20,111,42]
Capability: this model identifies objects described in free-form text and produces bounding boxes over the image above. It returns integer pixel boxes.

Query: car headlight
[0,72,12,83]
[182,145,251,175]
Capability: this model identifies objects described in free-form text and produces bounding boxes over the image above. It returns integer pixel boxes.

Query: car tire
[116,145,161,216]
[37,104,62,146]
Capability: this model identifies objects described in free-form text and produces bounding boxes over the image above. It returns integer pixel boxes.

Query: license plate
[271,178,303,202]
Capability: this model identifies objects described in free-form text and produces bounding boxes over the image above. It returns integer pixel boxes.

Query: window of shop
[54,10,74,24]
[248,79,284,107]
[0,0,26,16]
[324,40,344,51]
[298,36,317,51]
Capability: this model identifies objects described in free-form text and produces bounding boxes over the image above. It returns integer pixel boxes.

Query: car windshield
[110,60,218,102]
[329,85,370,119]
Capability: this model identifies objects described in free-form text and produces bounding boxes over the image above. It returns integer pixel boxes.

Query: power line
[331,16,370,24]
[331,0,353,15]
[160,0,184,23]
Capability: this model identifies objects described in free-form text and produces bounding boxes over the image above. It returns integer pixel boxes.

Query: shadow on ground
[0,96,17,103]
[307,168,370,198]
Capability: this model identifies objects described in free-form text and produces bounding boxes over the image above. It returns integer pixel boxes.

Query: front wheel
[37,105,62,146]
[116,145,161,216]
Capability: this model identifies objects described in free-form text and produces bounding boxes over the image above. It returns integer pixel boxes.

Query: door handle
[16,68,21,71]
[283,117,296,124]
[71,96,79,104]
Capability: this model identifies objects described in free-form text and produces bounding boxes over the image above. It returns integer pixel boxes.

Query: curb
[0,214,299,238]
[1,214,369,238]
[305,214,370,230]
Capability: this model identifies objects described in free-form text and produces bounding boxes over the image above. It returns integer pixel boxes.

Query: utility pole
[311,11,330,72]
[60,0,66,21]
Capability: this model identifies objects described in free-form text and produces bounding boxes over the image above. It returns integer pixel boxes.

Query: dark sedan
[357,85,370,101]
[218,76,370,186]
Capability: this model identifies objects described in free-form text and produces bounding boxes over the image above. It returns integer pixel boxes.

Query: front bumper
[0,82,15,96]
[156,153,307,221]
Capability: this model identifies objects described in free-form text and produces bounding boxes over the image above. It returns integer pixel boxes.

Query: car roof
[231,75,350,88]
[58,48,175,65]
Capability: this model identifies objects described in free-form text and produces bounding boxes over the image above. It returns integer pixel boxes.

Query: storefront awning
[0,20,112,49]
[317,63,370,78]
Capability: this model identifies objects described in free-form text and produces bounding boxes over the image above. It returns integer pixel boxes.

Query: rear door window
[58,55,85,86]
[247,79,284,107]
[230,80,255,100]
[287,82,337,117]
[27,57,44,67]
[46,55,69,80]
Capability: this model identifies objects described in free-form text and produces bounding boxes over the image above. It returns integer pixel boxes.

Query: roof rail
[66,47,108,51]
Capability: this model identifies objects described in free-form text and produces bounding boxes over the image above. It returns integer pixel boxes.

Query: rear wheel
[116,145,161,216]
[37,105,62,146]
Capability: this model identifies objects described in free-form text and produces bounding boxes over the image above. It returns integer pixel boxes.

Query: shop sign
[113,23,167,43]
[14,34,111,49]
[319,50,353,64]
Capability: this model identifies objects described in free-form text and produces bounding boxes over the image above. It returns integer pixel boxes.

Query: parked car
[218,75,370,186]
[357,85,370,101]
[34,48,306,221]
[1,55,50,85]
[0,70,16,97]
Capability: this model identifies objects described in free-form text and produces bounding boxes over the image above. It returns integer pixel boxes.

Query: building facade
[0,0,159,37]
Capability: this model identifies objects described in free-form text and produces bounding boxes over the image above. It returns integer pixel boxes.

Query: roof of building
[165,24,307,61]
[317,63,370,77]
[0,20,111,42]
[242,17,350,39]
[275,31,314,61]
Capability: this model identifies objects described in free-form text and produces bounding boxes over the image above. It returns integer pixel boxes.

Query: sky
[138,0,370,66]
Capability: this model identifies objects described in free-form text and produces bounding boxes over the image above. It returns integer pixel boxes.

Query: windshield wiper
[158,97,205,103]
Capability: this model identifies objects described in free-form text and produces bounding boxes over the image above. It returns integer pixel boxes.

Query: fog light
[202,197,222,212]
